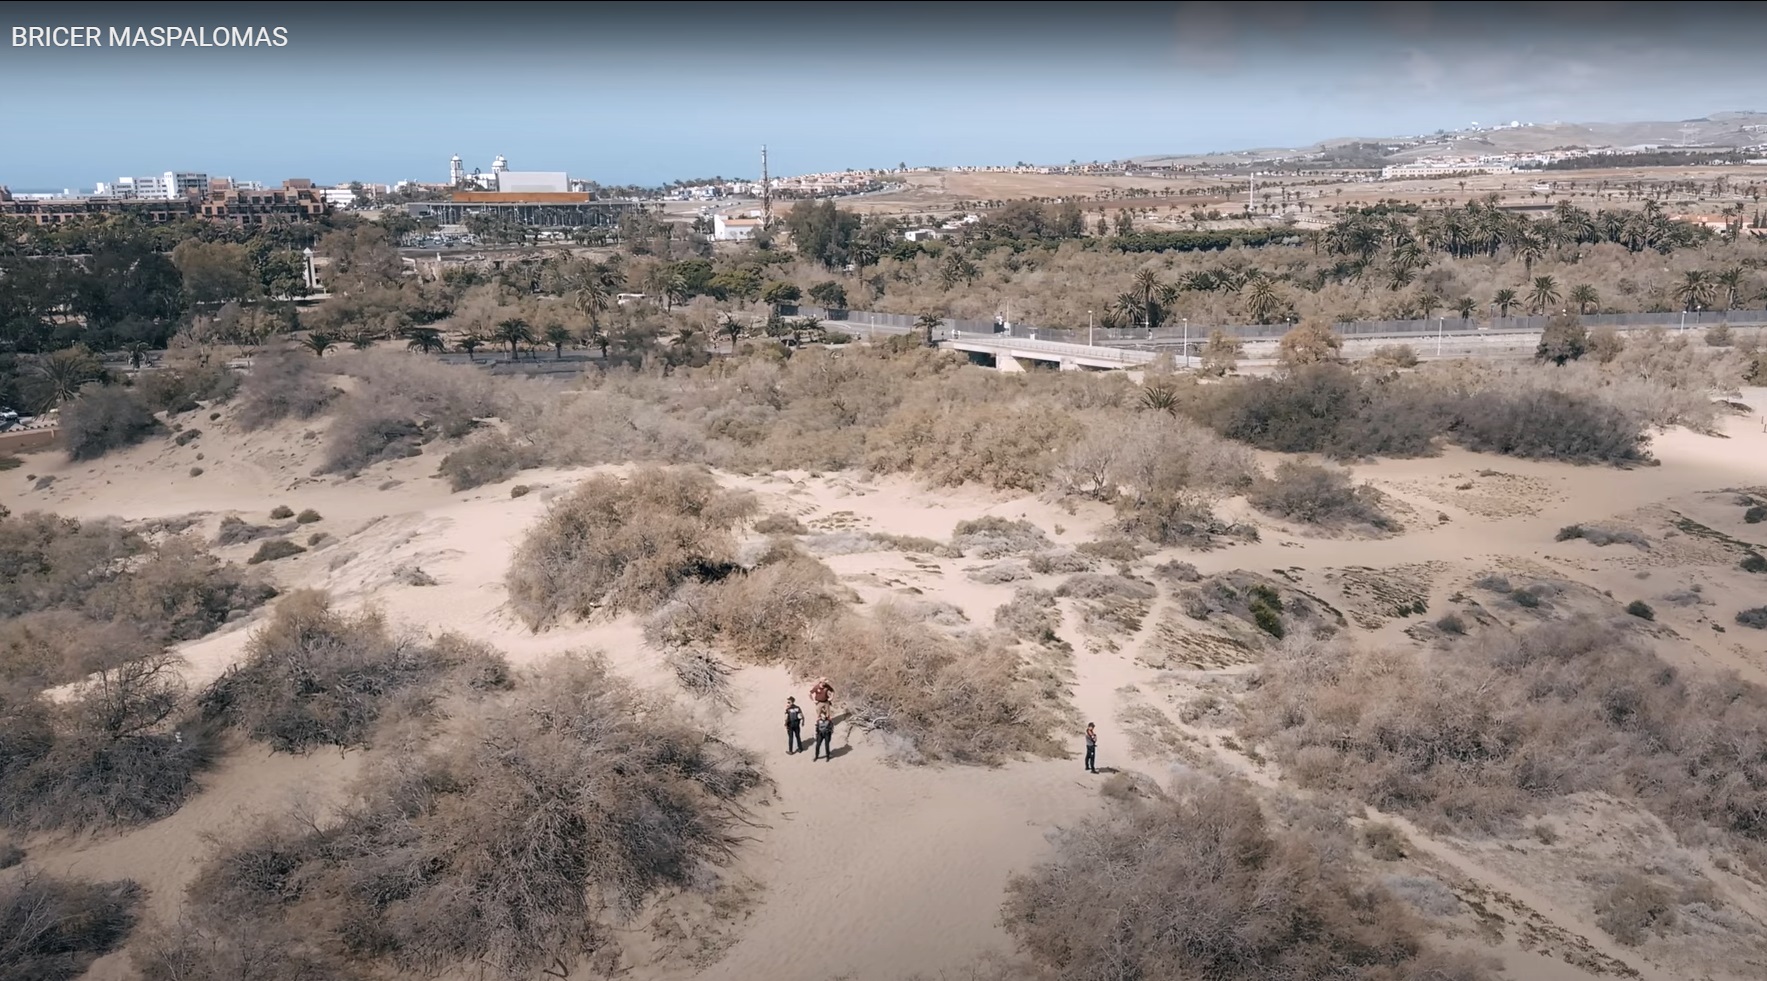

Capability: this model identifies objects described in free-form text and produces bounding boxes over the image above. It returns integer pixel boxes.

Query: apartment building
[199,181,329,225]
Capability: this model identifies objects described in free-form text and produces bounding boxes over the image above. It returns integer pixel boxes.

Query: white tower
[492,155,508,174]
[449,154,464,185]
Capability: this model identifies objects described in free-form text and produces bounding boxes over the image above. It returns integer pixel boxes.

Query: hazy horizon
[3,1,1764,189]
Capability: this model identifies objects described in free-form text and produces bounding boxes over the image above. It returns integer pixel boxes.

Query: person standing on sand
[810,677,834,716]
[813,706,836,762]
[785,697,804,755]
[1084,723,1098,773]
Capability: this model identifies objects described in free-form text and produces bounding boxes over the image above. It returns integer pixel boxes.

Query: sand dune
[4,390,1767,981]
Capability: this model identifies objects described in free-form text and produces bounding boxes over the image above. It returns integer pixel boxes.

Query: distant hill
[1132,110,1767,168]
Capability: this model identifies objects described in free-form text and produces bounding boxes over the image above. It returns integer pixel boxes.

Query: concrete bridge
[943,331,1158,371]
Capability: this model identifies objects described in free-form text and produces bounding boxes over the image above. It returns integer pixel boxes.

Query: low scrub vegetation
[246,538,305,564]
[60,386,162,461]
[149,653,760,981]
[232,346,336,431]
[320,350,503,475]
[201,590,511,753]
[506,466,757,628]
[997,776,1494,981]
[0,871,143,981]
[136,361,238,414]
[1247,620,1767,863]
[1248,461,1395,531]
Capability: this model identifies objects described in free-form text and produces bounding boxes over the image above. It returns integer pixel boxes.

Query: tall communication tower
[761,145,772,229]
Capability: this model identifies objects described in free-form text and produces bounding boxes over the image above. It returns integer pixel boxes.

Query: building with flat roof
[713,212,765,241]
[0,189,197,225]
[496,171,569,193]
[199,182,329,226]
[406,189,653,228]
[95,171,210,199]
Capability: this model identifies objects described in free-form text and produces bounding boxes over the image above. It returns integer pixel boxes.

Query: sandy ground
[4,388,1767,981]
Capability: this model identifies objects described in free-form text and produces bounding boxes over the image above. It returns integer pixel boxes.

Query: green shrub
[268,505,294,520]
[1625,600,1655,621]
[246,539,305,565]
[294,509,321,524]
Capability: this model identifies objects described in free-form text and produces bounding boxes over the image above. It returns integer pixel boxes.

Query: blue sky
[1,2,1761,189]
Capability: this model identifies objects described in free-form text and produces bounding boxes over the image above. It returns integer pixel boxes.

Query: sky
[2,1,1764,190]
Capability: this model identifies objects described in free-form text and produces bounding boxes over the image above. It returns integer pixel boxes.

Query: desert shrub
[1203,363,1441,459]
[1435,613,1467,635]
[169,653,760,981]
[1106,422,1257,544]
[1595,874,1679,945]
[247,539,306,564]
[1449,388,1648,464]
[173,428,200,446]
[643,549,850,662]
[0,841,20,868]
[132,920,360,981]
[1556,524,1648,548]
[0,651,217,831]
[1745,505,1766,524]
[1368,344,1419,368]
[1246,619,1767,856]
[1362,821,1411,861]
[1741,552,1767,574]
[951,516,1050,558]
[214,515,278,546]
[0,514,271,643]
[1737,607,1767,629]
[1706,323,1734,348]
[60,386,161,461]
[437,431,543,491]
[294,509,321,524]
[1055,573,1156,602]
[189,467,204,477]
[865,402,1080,492]
[1625,600,1655,620]
[319,351,504,475]
[136,363,238,413]
[509,484,530,498]
[268,505,294,520]
[234,347,336,431]
[506,466,757,628]
[752,512,807,535]
[1588,326,1626,363]
[1000,776,1491,981]
[1028,548,1096,575]
[994,587,1064,646]
[1535,314,1588,365]
[1248,461,1393,530]
[0,611,161,691]
[0,872,143,981]
[823,603,1065,764]
[1510,588,1541,608]
[1153,559,1203,583]
[201,590,511,753]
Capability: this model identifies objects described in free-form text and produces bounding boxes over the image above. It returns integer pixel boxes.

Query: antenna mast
[761,145,772,228]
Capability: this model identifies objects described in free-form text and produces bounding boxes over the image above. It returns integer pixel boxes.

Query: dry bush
[268,505,294,520]
[136,362,238,413]
[752,512,806,535]
[1555,524,1648,548]
[506,466,757,629]
[132,919,360,981]
[951,515,1050,558]
[0,871,143,981]
[1105,421,1258,544]
[1594,873,1679,946]
[0,650,217,832]
[1203,364,1441,459]
[1249,461,1396,531]
[320,351,504,475]
[0,841,20,868]
[246,539,305,564]
[0,611,160,691]
[1057,573,1158,635]
[60,385,162,461]
[163,653,761,981]
[815,603,1065,765]
[1737,607,1767,629]
[0,513,273,645]
[999,776,1494,981]
[1154,559,1203,582]
[1368,344,1420,369]
[437,430,544,491]
[1028,548,1096,575]
[215,515,279,546]
[1449,388,1649,464]
[234,347,337,431]
[201,590,511,753]
[294,509,321,524]
[643,548,851,662]
[865,402,1081,492]
[995,587,1064,646]
[1246,619,1767,854]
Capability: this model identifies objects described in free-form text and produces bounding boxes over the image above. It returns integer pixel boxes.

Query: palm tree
[492,318,534,359]
[1527,276,1561,315]
[543,324,574,359]
[572,277,611,331]
[1673,270,1713,313]
[1493,288,1518,319]
[1241,275,1281,324]
[1454,296,1477,322]
[718,313,743,352]
[458,335,484,362]
[1568,284,1599,315]
[349,330,376,350]
[1716,266,1748,312]
[914,313,944,345]
[301,332,334,358]
[405,327,446,354]
[588,329,611,359]
[27,347,104,409]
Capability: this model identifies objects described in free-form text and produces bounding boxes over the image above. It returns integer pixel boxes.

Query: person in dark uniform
[813,706,836,761]
[1084,722,1098,773]
[785,697,804,755]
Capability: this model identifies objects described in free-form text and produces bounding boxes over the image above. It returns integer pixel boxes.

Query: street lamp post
[1437,316,1444,358]
[1182,318,1190,370]
[1088,309,1094,347]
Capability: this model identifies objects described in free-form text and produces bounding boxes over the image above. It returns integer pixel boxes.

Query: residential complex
[0,179,330,226]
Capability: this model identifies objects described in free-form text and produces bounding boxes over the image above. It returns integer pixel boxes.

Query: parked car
[0,407,20,431]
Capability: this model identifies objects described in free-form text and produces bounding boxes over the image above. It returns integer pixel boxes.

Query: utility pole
[1248,172,1256,215]
[761,145,771,230]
